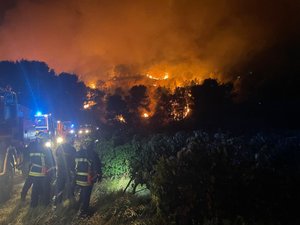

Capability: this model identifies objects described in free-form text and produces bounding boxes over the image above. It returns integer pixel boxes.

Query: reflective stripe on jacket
[29,152,47,177]
[75,157,92,186]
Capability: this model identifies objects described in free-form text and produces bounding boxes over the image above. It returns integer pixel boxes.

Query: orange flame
[116,114,126,123]
[142,112,150,118]
[83,100,96,110]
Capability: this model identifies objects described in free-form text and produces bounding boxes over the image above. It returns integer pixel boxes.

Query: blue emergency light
[36,111,42,116]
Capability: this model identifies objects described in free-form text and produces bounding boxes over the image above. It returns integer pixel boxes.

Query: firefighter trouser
[43,175,53,206]
[78,185,93,213]
[55,173,75,205]
[30,176,45,208]
[21,176,33,201]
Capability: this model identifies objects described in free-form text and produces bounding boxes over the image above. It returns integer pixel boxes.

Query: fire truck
[0,87,24,202]
[56,121,75,136]
[0,86,38,202]
[34,112,64,146]
[34,112,55,137]
[0,87,73,202]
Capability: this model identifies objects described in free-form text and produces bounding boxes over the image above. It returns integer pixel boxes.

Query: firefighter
[53,134,76,207]
[27,132,55,207]
[75,137,102,217]
[20,172,33,202]
[20,141,33,202]
[44,139,56,206]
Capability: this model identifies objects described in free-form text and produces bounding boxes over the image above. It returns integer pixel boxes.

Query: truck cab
[0,87,19,202]
[34,112,55,137]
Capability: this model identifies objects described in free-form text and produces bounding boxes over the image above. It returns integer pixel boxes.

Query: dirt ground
[0,177,154,225]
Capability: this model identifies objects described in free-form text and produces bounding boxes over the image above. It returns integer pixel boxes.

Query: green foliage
[93,131,300,224]
[2,130,299,225]
[150,131,300,224]
[95,140,136,179]
[128,132,190,192]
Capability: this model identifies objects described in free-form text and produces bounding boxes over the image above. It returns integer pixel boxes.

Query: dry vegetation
[0,179,156,225]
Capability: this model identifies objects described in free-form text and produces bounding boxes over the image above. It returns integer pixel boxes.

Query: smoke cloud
[0,0,299,84]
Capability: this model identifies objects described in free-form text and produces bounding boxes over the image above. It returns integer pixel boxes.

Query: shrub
[95,131,300,224]
[95,140,135,179]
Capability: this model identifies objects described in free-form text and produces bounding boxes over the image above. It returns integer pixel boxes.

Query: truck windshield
[35,116,47,127]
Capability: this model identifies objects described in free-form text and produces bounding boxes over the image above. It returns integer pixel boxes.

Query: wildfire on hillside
[84,70,195,122]
[170,89,193,121]
[146,72,169,81]
[83,88,97,110]
[94,65,205,92]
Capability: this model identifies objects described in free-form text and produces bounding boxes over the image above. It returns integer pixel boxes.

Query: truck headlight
[45,141,52,148]
[56,137,64,144]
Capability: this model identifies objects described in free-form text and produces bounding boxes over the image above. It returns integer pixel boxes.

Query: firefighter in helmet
[20,140,34,202]
[75,137,102,217]
[27,132,55,207]
[53,134,76,207]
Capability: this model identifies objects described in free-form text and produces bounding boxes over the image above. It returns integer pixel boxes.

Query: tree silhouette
[0,60,87,123]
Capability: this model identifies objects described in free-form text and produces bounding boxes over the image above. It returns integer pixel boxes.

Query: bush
[95,140,135,179]
[150,131,300,224]
[95,131,300,224]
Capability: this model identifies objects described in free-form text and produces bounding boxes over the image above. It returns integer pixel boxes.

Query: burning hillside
[84,73,195,124]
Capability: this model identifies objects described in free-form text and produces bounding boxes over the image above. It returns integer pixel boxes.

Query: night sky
[0,0,299,85]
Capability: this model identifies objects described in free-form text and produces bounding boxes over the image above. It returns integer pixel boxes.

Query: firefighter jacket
[75,148,102,187]
[56,143,76,177]
[28,141,55,177]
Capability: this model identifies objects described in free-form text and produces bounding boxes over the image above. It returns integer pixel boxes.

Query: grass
[0,179,159,225]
